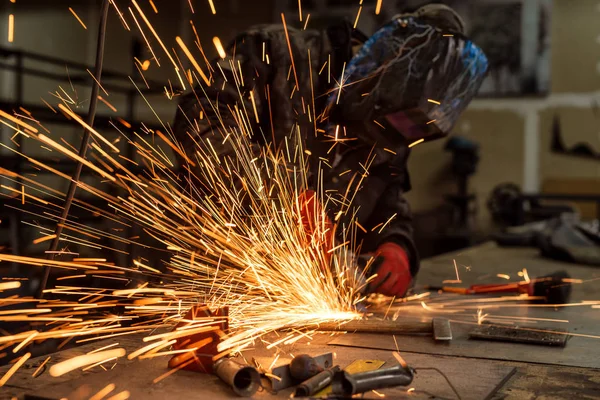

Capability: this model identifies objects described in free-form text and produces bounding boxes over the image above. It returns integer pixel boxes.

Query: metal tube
[213,358,261,397]
[38,0,110,298]
[332,365,414,396]
[294,366,340,397]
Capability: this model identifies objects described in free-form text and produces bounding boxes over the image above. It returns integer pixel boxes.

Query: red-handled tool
[426,271,572,304]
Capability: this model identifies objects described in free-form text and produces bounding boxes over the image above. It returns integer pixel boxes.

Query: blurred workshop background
[0,0,598,294]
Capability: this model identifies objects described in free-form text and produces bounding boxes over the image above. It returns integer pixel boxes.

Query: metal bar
[314,319,432,334]
[0,45,167,88]
[37,0,110,298]
[0,62,164,95]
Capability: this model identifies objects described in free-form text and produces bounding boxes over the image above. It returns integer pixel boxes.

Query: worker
[173,4,488,298]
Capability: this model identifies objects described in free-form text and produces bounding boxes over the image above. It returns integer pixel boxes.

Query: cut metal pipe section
[294,366,340,397]
[332,365,414,396]
[214,358,261,397]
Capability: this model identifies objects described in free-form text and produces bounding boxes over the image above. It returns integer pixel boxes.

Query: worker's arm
[172,31,270,165]
[324,142,418,296]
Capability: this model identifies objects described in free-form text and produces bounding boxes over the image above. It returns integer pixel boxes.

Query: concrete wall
[406,0,600,231]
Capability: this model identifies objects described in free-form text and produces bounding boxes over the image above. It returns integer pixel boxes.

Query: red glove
[367,242,412,297]
[298,190,334,262]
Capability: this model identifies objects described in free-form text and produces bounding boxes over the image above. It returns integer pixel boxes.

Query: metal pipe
[294,366,340,397]
[332,365,414,396]
[213,358,261,397]
[37,0,110,298]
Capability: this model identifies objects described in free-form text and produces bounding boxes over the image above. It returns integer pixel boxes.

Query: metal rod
[37,0,110,298]
[0,45,166,87]
[314,319,433,334]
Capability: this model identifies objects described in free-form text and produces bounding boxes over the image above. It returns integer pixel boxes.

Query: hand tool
[427,270,572,304]
[213,358,261,397]
[266,352,333,391]
[289,354,324,381]
[314,317,452,341]
[294,365,340,397]
[312,359,386,398]
[331,364,415,396]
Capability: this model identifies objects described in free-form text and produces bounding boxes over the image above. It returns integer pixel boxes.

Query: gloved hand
[298,190,334,261]
[363,242,412,297]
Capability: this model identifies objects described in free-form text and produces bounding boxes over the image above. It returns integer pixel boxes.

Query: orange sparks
[249,91,260,123]
[12,331,38,353]
[335,62,346,104]
[207,0,216,14]
[453,259,461,281]
[0,281,21,291]
[68,7,87,30]
[392,351,408,368]
[32,234,57,245]
[0,109,39,133]
[176,36,211,86]
[375,0,383,15]
[8,14,14,43]
[0,352,31,387]
[427,98,441,105]
[49,348,126,377]
[497,274,511,280]
[303,14,311,30]
[281,13,299,91]
[153,358,195,384]
[212,36,226,59]
[106,391,130,400]
[89,383,115,400]
[148,0,158,13]
[408,138,424,148]
[128,8,159,68]
[116,117,131,129]
[32,356,51,378]
[131,0,185,88]
[109,0,130,31]
[39,134,116,182]
[141,59,151,71]
[98,96,117,112]
[298,0,303,21]
[57,104,120,153]
[86,69,109,96]
[354,6,362,29]
[441,259,462,284]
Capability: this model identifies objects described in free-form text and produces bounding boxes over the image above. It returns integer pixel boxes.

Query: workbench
[2,243,600,399]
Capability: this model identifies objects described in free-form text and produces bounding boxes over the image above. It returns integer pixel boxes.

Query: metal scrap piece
[469,324,568,347]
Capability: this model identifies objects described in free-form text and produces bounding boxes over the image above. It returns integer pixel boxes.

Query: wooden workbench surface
[2,243,600,399]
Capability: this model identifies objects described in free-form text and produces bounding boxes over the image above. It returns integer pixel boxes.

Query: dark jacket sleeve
[363,174,420,277]
[172,31,270,165]
[324,143,419,277]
